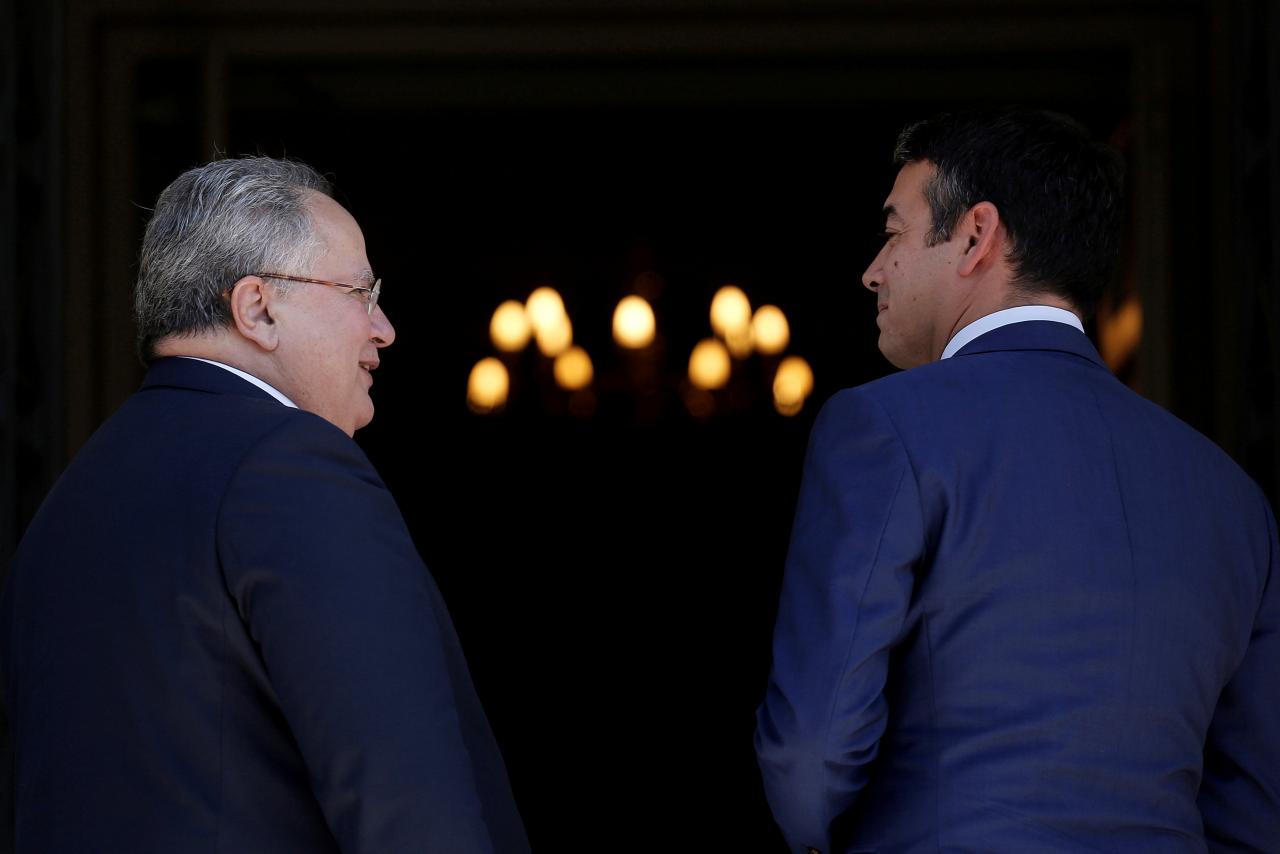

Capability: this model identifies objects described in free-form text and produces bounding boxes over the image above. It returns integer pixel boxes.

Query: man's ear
[957,201,1002,277]
[227,275,280,352]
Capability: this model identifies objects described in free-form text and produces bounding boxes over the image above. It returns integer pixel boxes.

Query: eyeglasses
[254,271,382,316]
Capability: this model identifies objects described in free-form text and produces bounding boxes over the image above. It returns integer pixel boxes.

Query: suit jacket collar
[953,320,1108,370]
[141,356,279,402]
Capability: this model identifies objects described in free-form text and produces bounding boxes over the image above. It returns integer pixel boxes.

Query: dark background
[3,2,1277,850]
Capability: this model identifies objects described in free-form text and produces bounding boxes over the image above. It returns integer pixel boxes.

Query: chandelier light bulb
[467,357,510,413]
[526,287,567,335]
[709,285,751,339]
[554,346,594,390]
[612,295,656,349]
[751,305,790,355]
[490,300,532,352]
[535,314,573,357]
[773,355,814,415]
[689,338,731,390]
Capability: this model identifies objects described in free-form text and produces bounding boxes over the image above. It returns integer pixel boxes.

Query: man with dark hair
[1,157,530,852]
[756,109,1279,852]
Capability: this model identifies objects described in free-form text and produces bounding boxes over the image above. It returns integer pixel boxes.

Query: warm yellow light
[526,287,566,334]
[467,357,509,413]
[1099,294,1142,370]
[751,305,790,355]
[535,315,573,357]
[612,295,656,349]
[689,338,731,390]
[773,355,814,416]
[554,346,594,390]
[774,396,804,417]
[725,327,753,359]
[710,285,752,338]
[775,355,814,397]
[489,300,532,352]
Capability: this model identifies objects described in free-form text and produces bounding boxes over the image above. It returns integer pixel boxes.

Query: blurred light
[535,314,573,357]
[490,300,532,352]
[773,355,814,416]
[526,287,567,334]
[689,338,731,390]
[725,327,753,359]
[467,357,509,413]
[612,295,656,349]
[751,305,790,355]
[554,346,594,390]
[710,285,752,338]
[1099,294,1143,370]
[774,396,804,417]
[775,355,814,397]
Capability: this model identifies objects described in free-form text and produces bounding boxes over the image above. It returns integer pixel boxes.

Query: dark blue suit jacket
[756,321,1280,853]
[1,358,529,853]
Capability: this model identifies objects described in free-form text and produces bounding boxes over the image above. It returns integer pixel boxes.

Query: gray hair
[135,155,334,361]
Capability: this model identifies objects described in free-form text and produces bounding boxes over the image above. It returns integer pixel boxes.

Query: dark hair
[893,108,1124,315]
[135,156,334,362]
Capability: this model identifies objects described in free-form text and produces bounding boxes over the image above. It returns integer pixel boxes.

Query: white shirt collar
[941,305,1084,360]
[177,356,298,408]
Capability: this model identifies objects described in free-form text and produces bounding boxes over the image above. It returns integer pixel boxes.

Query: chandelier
[466,282,815,419]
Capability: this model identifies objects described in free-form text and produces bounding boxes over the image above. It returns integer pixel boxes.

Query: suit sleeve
[216,414,528,854]
[1198,490,1280,852]
[755,388,924,854]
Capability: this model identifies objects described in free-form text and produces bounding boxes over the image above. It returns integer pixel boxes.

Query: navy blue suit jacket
[1,358,529,853]
[756,322,1280,853]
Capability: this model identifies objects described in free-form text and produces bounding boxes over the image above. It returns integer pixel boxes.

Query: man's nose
[861,251,883,292]
[371,305,396,347]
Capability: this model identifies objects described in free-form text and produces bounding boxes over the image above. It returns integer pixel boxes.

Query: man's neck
[153,335,276,389]
[937,289,1078,361]
[940,305,1084,360]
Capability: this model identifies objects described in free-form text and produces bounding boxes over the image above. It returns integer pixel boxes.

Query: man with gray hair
[1,156,530,852]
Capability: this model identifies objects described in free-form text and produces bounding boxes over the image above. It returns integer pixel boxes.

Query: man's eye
[875,230,896,244]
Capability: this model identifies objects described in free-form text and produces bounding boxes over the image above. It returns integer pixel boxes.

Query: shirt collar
[177,357,297,408]
[941,305,1084,360]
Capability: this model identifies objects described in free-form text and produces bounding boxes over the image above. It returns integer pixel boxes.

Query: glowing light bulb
[612,295,656,349]
[535,314,573,357]
[526,287,566,334]
[773,355,814,415]
[709,285,752,338]
[688,338,731,390]
[751,305,790,355]
[467,357,509,413]
[554,346,594,390]
[490,300,532,352]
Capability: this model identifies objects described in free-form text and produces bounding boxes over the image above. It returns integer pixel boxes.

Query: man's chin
[303,402,369,437]
[351,400,375,434]
[879,339,923,371]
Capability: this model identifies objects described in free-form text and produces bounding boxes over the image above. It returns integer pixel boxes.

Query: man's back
[2,358,528,853]
[859,322,1278,849]
[759,322,1279,852]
